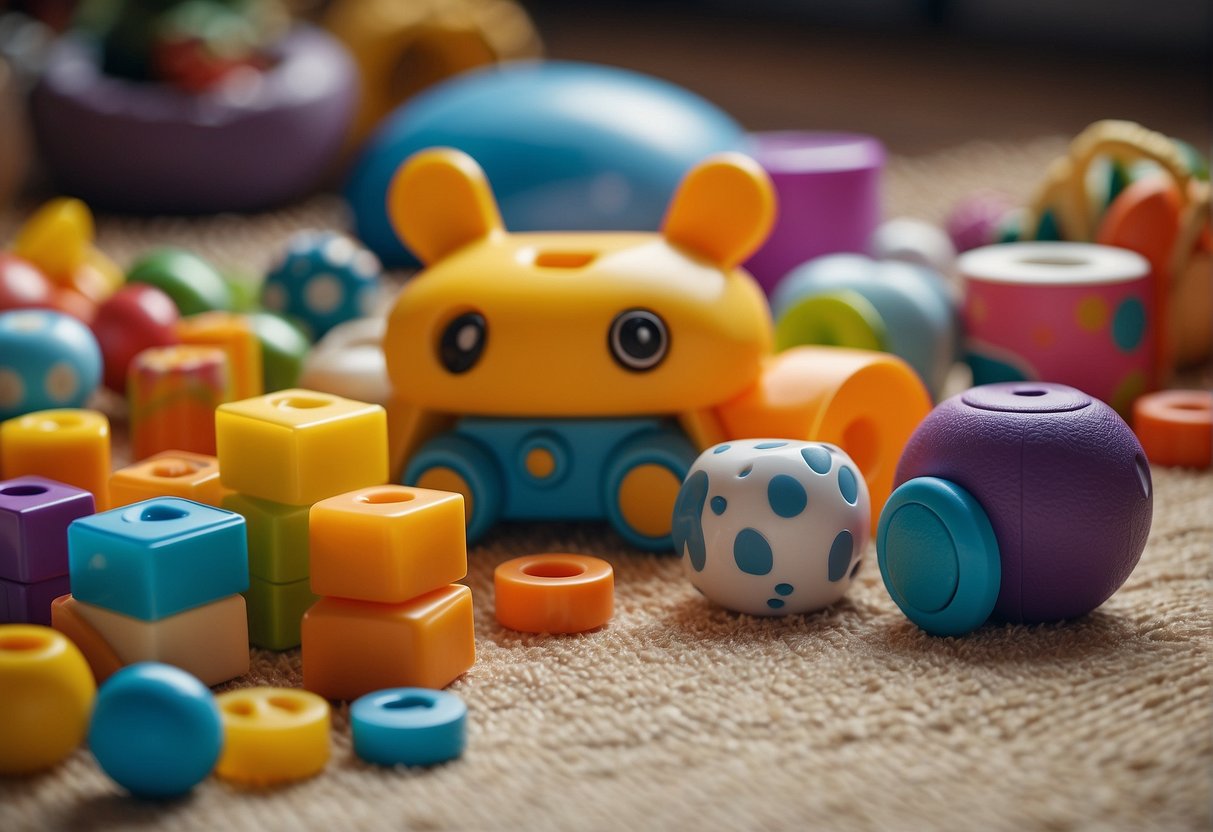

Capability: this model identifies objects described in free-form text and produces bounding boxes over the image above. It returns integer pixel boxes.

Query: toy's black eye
[438,312,486,374]
[609,309,668,372]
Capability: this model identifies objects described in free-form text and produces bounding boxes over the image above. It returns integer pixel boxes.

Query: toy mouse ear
[661,153,776,269]
[387,148,504,265]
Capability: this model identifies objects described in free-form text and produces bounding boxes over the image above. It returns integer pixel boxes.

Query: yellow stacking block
[0,409,111,509]
[109,451,230,508]
[67,594,249,686]
[302,584,474,701]
[310,485,466,603]
[215,687,331,785]
[216,389,388,506]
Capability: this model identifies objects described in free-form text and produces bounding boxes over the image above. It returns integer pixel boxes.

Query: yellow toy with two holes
[384,149,931,550]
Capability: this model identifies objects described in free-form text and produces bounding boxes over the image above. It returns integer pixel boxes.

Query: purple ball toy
[877,382,1153,635]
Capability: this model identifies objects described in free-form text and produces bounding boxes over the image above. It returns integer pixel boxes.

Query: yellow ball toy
[0,625,96,774]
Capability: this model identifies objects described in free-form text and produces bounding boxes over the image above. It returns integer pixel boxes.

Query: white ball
[672,439,871,616]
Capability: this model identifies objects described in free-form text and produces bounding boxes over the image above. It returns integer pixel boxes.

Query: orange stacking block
[310,486,466,604]
[0,409,111,509]
[302,584,474,700]
[177,312,263,401]
[50,594,123,684]
[109,451,231,508]
[128,346,231,460]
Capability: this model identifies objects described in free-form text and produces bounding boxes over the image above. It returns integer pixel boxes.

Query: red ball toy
[91,284,181,392]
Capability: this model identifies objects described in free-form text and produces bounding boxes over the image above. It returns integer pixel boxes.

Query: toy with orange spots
[383,148,930,549]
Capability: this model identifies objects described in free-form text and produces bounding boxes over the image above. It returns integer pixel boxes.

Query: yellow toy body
[384,149,930,549]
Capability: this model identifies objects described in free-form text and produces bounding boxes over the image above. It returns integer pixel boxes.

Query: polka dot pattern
[801,445,832,474]
[767,475,807,518]
[838,466,859,505]
[733,528,773,575]
[828,530,854,582]
[1112,297,1146,352]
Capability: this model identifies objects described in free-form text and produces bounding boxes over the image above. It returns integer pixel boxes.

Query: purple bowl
[31,25,356,213]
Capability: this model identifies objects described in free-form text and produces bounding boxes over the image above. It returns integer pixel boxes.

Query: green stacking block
[245,575,317,651]
[222,493,310,584]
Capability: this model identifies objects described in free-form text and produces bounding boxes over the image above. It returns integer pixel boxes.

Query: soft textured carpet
[1,139,1210,832]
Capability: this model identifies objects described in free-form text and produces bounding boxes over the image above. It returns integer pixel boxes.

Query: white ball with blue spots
[672,439,870,616]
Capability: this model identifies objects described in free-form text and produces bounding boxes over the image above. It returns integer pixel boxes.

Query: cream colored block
[73,594,249,686]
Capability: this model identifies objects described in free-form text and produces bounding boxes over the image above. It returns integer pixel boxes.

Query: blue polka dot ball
[0,310,102,421]
[261,231,382,340]
[672,439,870,616]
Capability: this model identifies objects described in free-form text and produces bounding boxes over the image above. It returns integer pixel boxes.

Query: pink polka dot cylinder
[960,242,1152,414]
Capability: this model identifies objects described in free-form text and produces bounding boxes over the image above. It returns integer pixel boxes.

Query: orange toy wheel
[1132,390,1213,469]
[494,554,614,634]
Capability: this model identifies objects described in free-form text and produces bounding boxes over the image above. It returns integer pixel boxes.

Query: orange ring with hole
[1132,390,1213,469]
[494,554,614,634]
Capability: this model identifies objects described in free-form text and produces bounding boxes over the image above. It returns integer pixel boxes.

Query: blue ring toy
[351,688,467,767]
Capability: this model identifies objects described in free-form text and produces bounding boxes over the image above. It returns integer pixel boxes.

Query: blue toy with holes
[261,231,382,340]
[67,498,248,620]
[404,417,697,551]
[0,309,102,421]
[351,687,467,767]
[672,438,870,615]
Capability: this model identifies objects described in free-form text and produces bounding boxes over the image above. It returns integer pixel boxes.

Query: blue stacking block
[68,498,248,621]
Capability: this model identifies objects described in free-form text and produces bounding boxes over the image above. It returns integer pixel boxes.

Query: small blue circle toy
[351,687,467,767]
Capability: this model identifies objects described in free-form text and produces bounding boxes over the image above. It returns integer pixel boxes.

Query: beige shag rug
[1,138,1210,831]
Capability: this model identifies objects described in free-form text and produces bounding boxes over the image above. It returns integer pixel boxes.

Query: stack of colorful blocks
[303,484,476,700]
[0,477,94,625]
[215,389,389,650]
[53,497,250,685]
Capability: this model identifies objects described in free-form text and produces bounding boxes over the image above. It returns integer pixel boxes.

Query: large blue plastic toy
[345,60,744,267]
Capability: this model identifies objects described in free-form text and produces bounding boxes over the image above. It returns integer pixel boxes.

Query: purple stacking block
[0,476,96,583]
[894,383,1153,626]
[743,131,885,294]
[0,573,71,625]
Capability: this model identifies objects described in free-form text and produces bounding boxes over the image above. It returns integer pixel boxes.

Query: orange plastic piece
[215,389,388,506]
[494,554,614,634]
[109,451,230,508]
[1132,390,1213,469]
[302,584,474,700]
[0,409,111,509]
[50,593,123,684]
[215,687,331,785]
[714,347,932,527]
[310,485,467,603]
[128,345,232,460]
[0,624,96,774]
[177,312,263,400]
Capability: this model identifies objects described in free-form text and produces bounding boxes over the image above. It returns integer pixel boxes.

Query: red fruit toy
[91,284,181,392]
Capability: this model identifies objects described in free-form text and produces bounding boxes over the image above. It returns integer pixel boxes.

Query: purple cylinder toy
[743,131,885,293]
[877,382,1153,636]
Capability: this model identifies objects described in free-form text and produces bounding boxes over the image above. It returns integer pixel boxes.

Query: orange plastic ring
[494,554,614,634]
[1132,390,1213,469]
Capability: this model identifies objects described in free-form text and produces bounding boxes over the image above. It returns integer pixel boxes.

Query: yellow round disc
[415,467,475,523]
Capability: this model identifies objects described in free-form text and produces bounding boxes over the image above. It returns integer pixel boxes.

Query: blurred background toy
[960,242,1152,414]
[742,131,885,293]
[1131,389,1213,470]
[322,0,542,151]
[260,230,382,341]
[0,309,102,421]
[948,120,1212,386]
[32,1,357,212]
[877,382,1153,636]
[771,254,958,401]
[298,316,389,405]
[346,60,746,267]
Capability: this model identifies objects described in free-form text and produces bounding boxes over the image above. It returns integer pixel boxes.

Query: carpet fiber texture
[1,139,1210,832]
